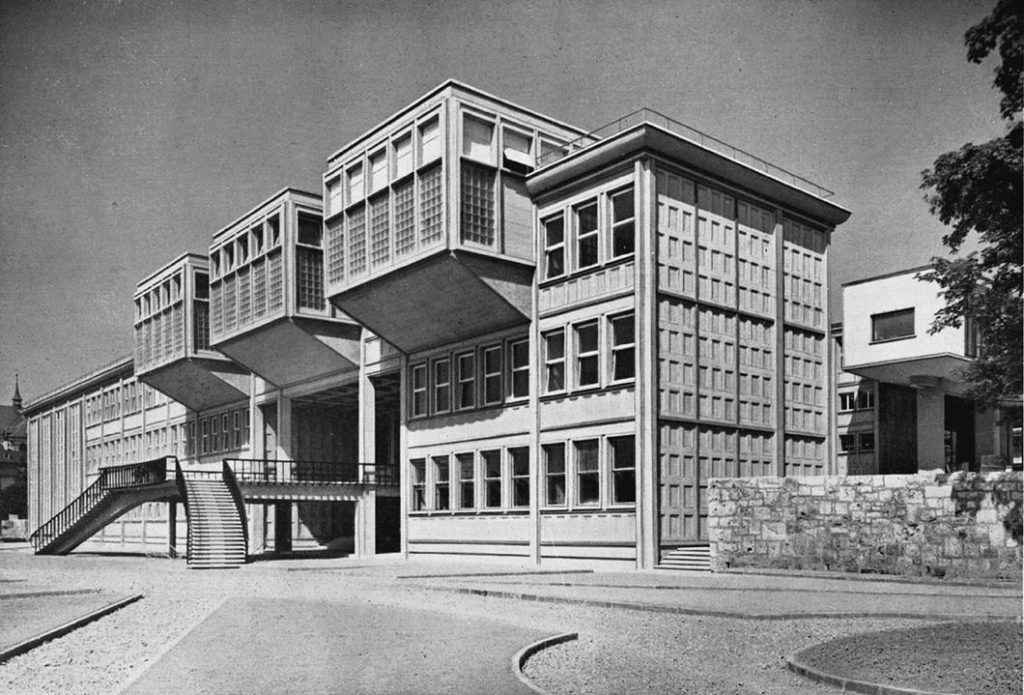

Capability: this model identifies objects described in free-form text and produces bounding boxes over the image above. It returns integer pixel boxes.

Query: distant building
[834,266,1021,475]
[0,377,27,496]
[24,81,853,569]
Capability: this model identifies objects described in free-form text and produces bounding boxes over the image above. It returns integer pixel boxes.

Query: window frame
[543,443,567,507]
[410,363,427,418]
[482,449,502,509]
[456,452,476,510]
[510,446,530,509]
[509,338,530,401]
[574,439,601,507]
[609,435,636,505]
[609,186,636,259]
[574,200,600,271]
[410,458,427,511]
[543,329,566,394]
[543,213,566,280]
[608,312,636,383]
[871,308,915,342]
[455,351,476,411]
[433,455,450,511]
[482,345,503,406]
[574,320,600,389]
[432,357,451,414]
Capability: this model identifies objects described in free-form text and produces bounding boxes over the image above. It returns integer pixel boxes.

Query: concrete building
[834,266,1021,475]
[25,81,852,569]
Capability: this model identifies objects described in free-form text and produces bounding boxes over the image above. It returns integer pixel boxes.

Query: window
[543,330,565,393]
[859,433,875,451]
[838,434,856,453]
[411,364,427,417]
[419,116,441,164]
[502,128,532,173]
[232,411,241,449]
[610,188,635,258]
[544,444,566,506]
[871,308,915,341]
[575,439,600,505]
[610,436,636,504]
[610,313,635,381]
[856,390,874,409]
[432,358,451,413]
[211,416,220,452]
[482,450,501,508]
[456,352,476,410]
[510,339,529,399]
[462,115,494,164]
[393,133,413,180]
[433,456,450,510]
[511,447,530,507]
[369,149,388,192]
[482,346,502,405]
[839,392,856,411]
[576,202,599,269]
[575,321,599,387]
[457,453,475,510]
[326,176,343,216]
[347,162,364,204]
[543,215,565,280]
[297,213,322,247]
[411,459,426,511]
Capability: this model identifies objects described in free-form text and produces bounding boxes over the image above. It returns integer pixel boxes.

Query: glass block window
[369,193,390,267]
[326,216,345,284]
[544,443,566,506]
[236,266,250,324]
[461,161,495,245]
[251,258,266,317]
[267,249,284,313]
[347,205,367,275]
[296,246,324,310]
[193,301,210,351]
[419,164,443,244]
[393,179,415,256]
[576,201,599,269]
[575,439,600,505]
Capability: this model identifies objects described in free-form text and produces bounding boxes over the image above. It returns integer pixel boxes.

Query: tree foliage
[919,0,1023,409]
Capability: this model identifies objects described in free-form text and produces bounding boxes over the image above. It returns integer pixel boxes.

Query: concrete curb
[398,569,594,580]
[512,632,579,695]
[422,585,1021,622]
[785,649,956,695]
[0,593,143,664]
[0,589,100,600]
[720,566,1021,590]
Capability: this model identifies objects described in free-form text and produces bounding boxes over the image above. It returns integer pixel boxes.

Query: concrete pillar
[916,387,945,471]
[355,491,377,557]
[168,501,177,558]
[278,395,293,480]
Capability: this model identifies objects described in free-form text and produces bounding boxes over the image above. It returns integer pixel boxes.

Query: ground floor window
[410,446,532,513]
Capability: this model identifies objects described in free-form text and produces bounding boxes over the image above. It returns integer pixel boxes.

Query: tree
[919,0,1023,411]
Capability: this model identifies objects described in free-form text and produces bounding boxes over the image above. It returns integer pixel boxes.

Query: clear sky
[0,0,1005,404]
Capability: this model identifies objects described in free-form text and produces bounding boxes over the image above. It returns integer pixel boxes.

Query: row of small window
[327,114,442,217]
[838,389,875,412]
[135,272,183,320]
[85,382,169,426]
[542,313,635,394]
[409,435,636,512]
[185,408,251,457]
[210,213,283,279]
[838,432,875,454]
[410,338,530,418]
[410,447,530,512]
[84,425,184,474]
[542,187,635,280]
[783,275,823,305]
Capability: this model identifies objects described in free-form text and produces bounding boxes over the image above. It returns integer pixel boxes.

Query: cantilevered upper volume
[134,253,249,411]
[322,80,589,353]
[208,188,362,387]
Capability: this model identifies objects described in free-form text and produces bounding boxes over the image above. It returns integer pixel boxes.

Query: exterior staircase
[183,477,246,569]
[658,545,712,571]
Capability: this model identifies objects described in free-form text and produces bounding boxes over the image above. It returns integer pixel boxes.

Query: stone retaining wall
[707,471,1023,579]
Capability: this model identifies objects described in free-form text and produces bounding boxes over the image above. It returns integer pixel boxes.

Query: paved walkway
[124,597,550,695]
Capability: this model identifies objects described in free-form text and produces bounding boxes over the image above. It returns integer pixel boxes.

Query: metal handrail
[222,460,249,557]
[224,458,398,486]
[535,107,834,199]
[29,456,178,551]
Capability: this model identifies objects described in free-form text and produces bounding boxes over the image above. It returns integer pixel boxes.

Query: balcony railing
[536,107,834,200]
[225,458,397,486]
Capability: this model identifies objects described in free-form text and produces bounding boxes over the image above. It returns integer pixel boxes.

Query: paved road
[124,597,551,695]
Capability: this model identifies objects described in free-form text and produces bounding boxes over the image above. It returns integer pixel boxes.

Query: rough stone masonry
[707,471,1023,580]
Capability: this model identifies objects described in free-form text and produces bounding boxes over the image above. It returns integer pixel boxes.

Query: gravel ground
[0,552,1016,695]
[793,622,1023,695]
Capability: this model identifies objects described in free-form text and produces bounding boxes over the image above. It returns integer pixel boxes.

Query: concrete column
[356,338,377,558]
[277,395,293,481]
[355,491,377,557]
[167,501,177,558]
[916,387,945,471]
[635,157,657,570]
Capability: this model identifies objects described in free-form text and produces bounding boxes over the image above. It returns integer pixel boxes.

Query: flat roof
[212,187,322,242]
[841,264,934,287]
[22,356,134,415]
[135,251,209,290]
